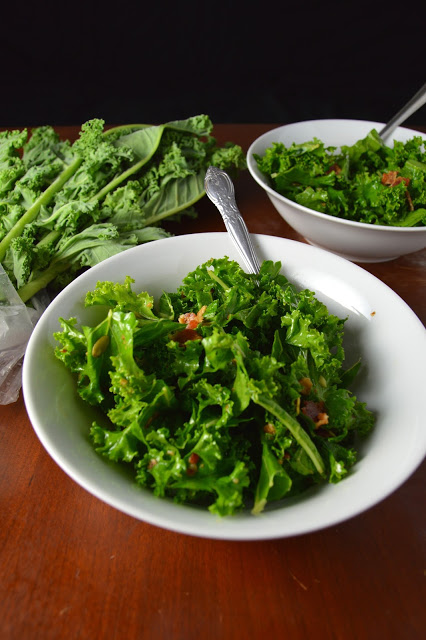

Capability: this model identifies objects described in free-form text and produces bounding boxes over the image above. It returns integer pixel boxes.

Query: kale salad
[254,129,426,227]
[54,257,375,516]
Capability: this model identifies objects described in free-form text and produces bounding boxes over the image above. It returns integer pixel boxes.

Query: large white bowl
[247,119,426,262]
[23,233,426,540]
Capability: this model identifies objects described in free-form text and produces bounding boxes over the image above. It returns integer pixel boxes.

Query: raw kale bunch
[54,258,375,516]
[0,116,246,302]
[255,129,426,226]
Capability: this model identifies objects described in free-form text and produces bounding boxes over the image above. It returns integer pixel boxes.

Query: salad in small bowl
[247,119,426,262]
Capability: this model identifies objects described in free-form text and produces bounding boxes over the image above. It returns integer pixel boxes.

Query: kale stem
[37,229,61,247]
[142,194,205,228]
[18,261,70,303]
[207,270,230,291]
[92,156,155,203]
[253,393,325,476]
[0,157,82,263]
[92,125,165,202]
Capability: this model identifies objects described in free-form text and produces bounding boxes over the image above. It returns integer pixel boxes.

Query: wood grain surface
[1,124,425,640]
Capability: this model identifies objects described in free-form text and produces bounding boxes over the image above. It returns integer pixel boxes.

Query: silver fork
[379,82,426,140]
[204,166,261,275]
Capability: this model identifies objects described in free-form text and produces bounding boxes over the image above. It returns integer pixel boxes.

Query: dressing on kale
[254,129,426,227]
[54,258,375,516]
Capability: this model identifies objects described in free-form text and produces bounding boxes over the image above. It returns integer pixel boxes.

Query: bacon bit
[178,305,207,329]
[278,452,291,465]
[173,305,207,344]
[171,328,203,344]
[301,400,324,421]
[263,423,276,435]
[315,412,329,428]
[186,452,200,475]
[179,312,197,328]
[299,377,313,395]
[301,400,329,428]
[147,459,157,470]
[120,378,128,386]
[326,163,342,175]
[186,463,198,476]
[381,171,414,211]
[188,452,200,465]
[381,171,410,187]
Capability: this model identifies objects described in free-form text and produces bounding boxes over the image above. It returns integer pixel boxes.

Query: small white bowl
[247,119,426,262]
[22,233,426,540]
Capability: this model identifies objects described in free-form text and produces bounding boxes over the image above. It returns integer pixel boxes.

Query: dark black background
[1,1,425,128]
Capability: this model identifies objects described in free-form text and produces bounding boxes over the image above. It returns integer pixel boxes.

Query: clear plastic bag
[0,265,48,404]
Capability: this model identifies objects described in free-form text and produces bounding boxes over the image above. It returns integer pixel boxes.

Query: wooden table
[1,124,425,640]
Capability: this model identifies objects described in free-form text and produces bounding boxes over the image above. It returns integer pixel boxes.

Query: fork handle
[204,166,260,275]
[379,82,426,140]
